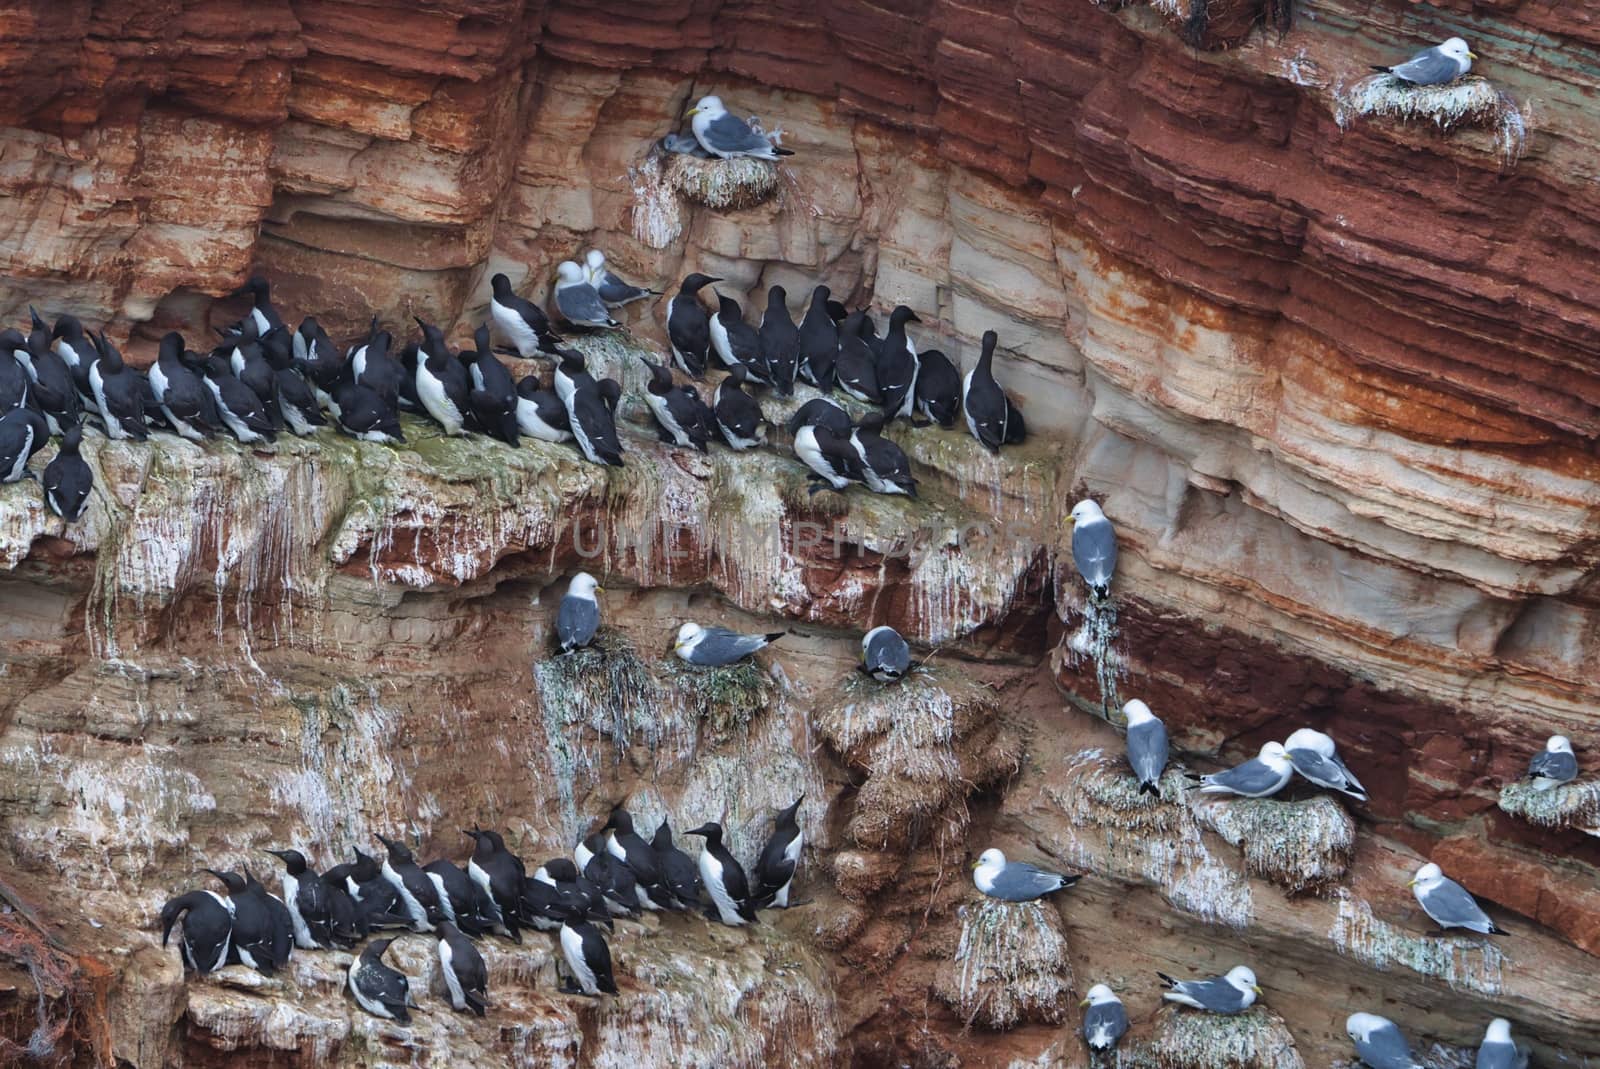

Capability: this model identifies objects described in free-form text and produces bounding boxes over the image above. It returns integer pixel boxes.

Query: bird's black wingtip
[1138,782,1160,797]
[1156,971,1178,987]
[765,631,786,643]
[774,148,796,156]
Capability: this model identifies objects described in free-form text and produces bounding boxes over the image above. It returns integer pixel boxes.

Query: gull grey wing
[1287,747,1351,789]
[1475,1039,1519,1069]
[1072,522,1117,588]
[1129,719,1169,784]
[557,284,613,325]
[1083,1001,1128,1049]
[989,862,1068,901]
[693,627,768,665]
[1390,47,1461,85]
[557,595,599,648]
[1204,758,1281,794]
[1421,878,1494,929]
[1355,1020,1423,1069]
[1175,976,1248,1013]
[704,112,772,154]
[1528,751,1577,781]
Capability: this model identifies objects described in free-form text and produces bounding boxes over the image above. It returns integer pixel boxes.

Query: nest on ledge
[931,898,1073,1031]
[663,152,781,210]
[1498,779,1600,834]
[660,657,777,742]
[1340,75,1526,170]
[1190,794,1355,895]
[1128,1006,1305,1069]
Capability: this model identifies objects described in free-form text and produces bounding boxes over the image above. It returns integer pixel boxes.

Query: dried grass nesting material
[1062,754,1190,835]
[1498,779,1600,833]
[663,152,781,210]
[1128,1006,1304,1069]
[533,628,663,754]
[1340,74,1527,170]
[661,657,777,742]
[1190,794,1355,895]
[931,898,1074,1031]
[629,150,686,249]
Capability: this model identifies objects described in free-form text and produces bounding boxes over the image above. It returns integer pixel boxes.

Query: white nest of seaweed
[932,898,1074,1031]
[630,145,781,249]
[1498,779,1600,835]
[1338,74,1527,171]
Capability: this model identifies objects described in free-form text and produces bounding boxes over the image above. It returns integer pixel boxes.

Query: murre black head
[685,822,723,842]
[491,273,514,298]
[205,868,246,893]
[375,834,414,862]
[679,273,722,295]
[267,848,308,874]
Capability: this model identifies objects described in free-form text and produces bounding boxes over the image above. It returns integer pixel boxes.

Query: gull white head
[1547,735,1573,754]
[1068,499,1106,527]
[567,572,601,600]
[556,261,587,287]
[1345,1013,1389,1042]
[1123,699,1156,726]
[1083,983,1119,1006]
[585,249,606,274]
[1283,727,1335,755]
[1439,37,1476,67]
[972,848,1007,888]
[1484,1018,1512,1044]
[687,95,726,120]
[1258,741,1292,769]
[674,621,704,653]
[1409,861,1443,888]
[1225,966,1260,994]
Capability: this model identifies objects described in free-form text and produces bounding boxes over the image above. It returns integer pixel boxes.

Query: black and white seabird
[160,886,234,975]
[349,320,404,412]
[265,848,335,950]
[87,332,149,441]
[641,357,710,451]
[201,355,276,444]
[685,821,758,926]
[752,796,804,909]
[1123,699,1169,796]
[423,858,495,937]
[0,407,47,484]
[293,315,335,370]
[665,273,722,377]
[490,272,563,358]
[437,921,489,1016]
[875,305,920,421]
[686,96,794,160]
[792,422,863,494]
[786,396,853,438]
[972,848,1080,902]
[557,572,603,653]
[605,807,671,911]
[652,820,702,909]
[463,324,520,444]
[834,312,882,403]
[514,374,573,443]
[796,285,838,389]
[275,363,326,437]
[584,250,661,308]
[17,317,80,434]
[42,424,93,522]
[913,349,961,427]
[713,364,768,451]
[962,330,1013,453]
[375,834,446,932]
[516,871,569,932]
[580,838,641,919]
[566,379,625,467]
[758,285,799,396]
[206,868,292,974]
[225,323,282,429]
[236,275,285,337]
[348,938,414,1024]
[0,331,30,412]
[557,912,619,996]
[861,625,912,682]
[414,318,470,436]
[331,381,404,443]
[850,414,917,497]
[709,293,764,380]
[149,333,216,439]
[555,261,620,329]
[673,622,784,666]
[465,828,526,942]
[1081,984,1129,1053]
[50,313,95,405]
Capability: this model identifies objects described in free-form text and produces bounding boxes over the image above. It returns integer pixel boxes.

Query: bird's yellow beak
[1253,985,1263,995]
[686,107,700,117]
[1079,998,1091,1008]
[1467,51,1479,60]
[1064,515,1076,529]
[969,859,980,870]
[1407,878,1417,887]
[595,585,606,594]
